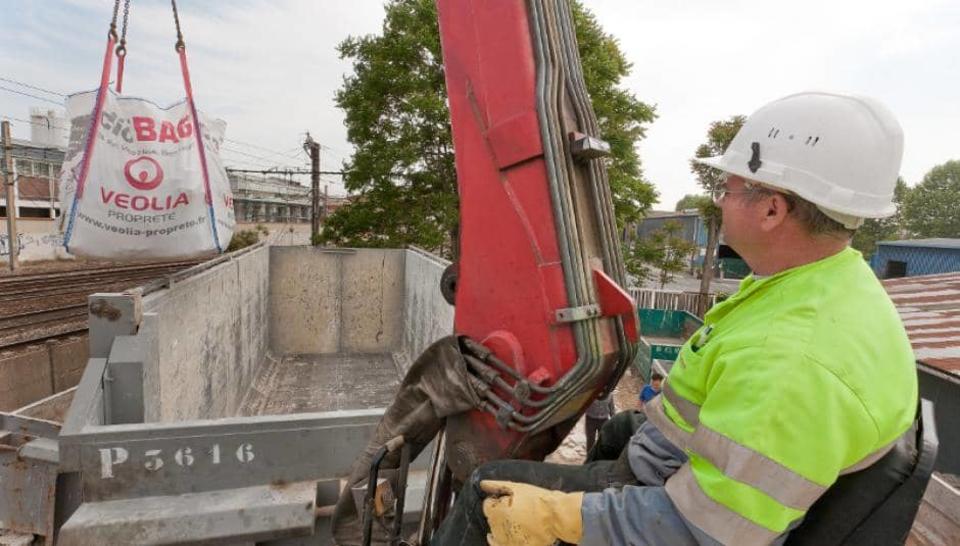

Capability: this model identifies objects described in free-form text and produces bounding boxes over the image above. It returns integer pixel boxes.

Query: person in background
[639,372,664,408]
[584,394,615,455]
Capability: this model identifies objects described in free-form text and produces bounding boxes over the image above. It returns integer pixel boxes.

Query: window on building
[884,260,908,279]
[35,163,51,177]
[19,207,52,218]
[15,159,32,176]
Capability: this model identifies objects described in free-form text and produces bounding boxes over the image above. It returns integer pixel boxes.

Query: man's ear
[758,193,790,232]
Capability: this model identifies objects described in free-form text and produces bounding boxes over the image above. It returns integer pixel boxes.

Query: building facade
[635,210,708,249]
[871,239,960,279]
[229,173,312,224]
[0,109,67,221]
[633,210,750,279]
[1,110,68,261]
[228,172,352,225]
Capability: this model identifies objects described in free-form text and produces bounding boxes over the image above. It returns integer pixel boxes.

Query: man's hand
[480,480,584,546]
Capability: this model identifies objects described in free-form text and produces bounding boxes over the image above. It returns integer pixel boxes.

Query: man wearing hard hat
[431,92,918,546]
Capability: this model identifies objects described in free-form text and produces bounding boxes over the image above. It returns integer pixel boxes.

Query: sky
[2,0,958,207]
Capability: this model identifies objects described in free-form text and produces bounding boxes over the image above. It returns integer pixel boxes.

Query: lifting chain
[171,0,185,50]
[116,0,131,58]
[109,0,121,39]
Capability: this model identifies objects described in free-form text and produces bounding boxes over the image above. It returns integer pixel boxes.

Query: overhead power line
[221,147,296,164]
[226,167,346,176]
[1,75,353,165]
[222,156,299,171]
[0,85,65,106]
[0,76,67,97]
[1,114,69,132]
[221,145,288,163]
[224,138,304,161]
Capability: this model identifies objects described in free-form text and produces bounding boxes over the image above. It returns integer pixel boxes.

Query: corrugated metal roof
[883,271,960,378]
[878,238,960,250]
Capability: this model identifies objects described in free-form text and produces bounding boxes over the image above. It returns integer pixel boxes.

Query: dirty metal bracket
[554,304,601,324]
[0,413,60,539]
[569,131,611,161]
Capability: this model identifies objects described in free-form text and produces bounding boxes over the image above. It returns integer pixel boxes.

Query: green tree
[689,115,745,313]
[625,220,696,289]
[675,194,706,212]
[901,160,960,238]
[852,177,908,259]
[322,0,456,254]
[321,0,657,256]
[226,229,260,252]
[624,236,658,286]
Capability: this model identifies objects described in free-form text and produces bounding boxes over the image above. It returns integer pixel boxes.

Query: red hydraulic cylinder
[437,0,638,479]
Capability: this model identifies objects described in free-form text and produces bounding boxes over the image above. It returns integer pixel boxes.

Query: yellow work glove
[480,480,584,546]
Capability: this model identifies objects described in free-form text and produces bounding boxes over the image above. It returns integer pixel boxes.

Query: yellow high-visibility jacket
[643,247,918,543]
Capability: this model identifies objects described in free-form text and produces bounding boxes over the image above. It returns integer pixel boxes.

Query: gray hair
[746,186,855,238]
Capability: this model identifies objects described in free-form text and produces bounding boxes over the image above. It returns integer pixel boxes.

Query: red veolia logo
[123,156,164,191]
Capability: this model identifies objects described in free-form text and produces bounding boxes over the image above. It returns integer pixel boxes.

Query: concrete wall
[142,246,269,423]
[399,248,455,372]
[0,347,50,411]
[0,218,74,263]
[269,247,405,355]
[1,335,88,411]
[49,335,89,391]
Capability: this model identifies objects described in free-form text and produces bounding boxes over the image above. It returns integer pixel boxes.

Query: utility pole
[1,121,19,271]
[323,183,329,221]
[303,133,321,246]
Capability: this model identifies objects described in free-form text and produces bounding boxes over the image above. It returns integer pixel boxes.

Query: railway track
[0,259,202,350]
[0,260,199,295]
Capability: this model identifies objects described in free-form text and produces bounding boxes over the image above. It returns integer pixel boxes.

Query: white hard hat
[694,91,904,229]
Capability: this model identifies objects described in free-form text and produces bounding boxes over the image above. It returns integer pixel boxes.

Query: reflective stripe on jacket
[646,247,917,544]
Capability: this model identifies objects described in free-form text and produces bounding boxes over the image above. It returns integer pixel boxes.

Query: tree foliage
[851,177,908,259]
[322,0,457,254]
[690,116,746,195]
[689,116,744,233]
[689,116,744,310]
[901,160,960,238]
[625,220,696,289]
[321,0,657,256]
[675,194,705,212]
